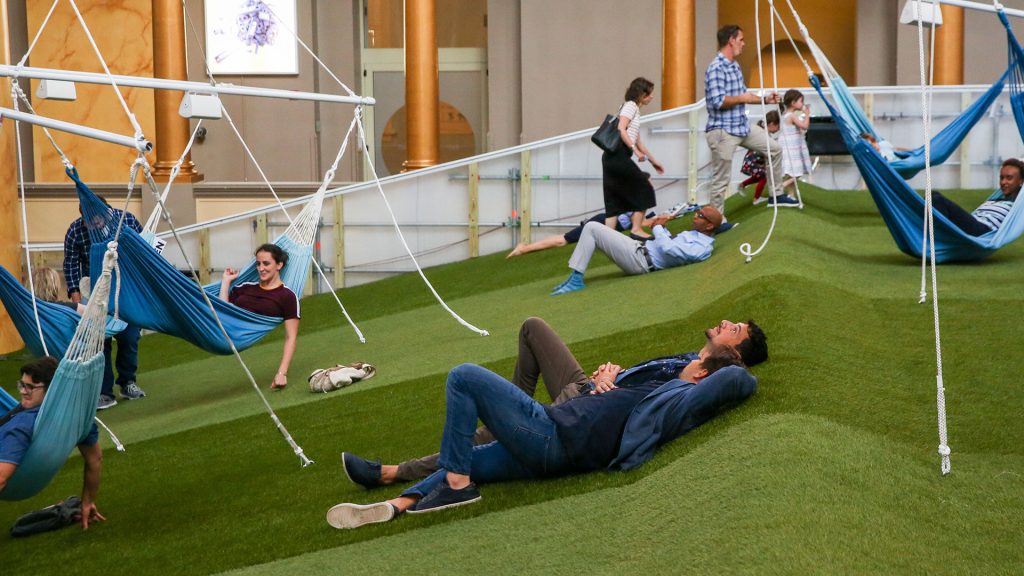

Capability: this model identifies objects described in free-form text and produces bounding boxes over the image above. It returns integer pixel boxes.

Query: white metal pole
[0,65,376,106]
[921,0,1024,18]
[0,107,151,151]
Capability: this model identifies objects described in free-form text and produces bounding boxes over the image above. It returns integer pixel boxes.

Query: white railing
[26,83,1024,288]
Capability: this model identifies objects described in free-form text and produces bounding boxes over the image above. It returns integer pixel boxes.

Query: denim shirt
[609,366,757,470]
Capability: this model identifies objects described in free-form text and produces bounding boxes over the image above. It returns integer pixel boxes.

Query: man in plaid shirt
[705,25,795,216]
[63,200,146,410]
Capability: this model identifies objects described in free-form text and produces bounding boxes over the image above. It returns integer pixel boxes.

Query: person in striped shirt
[931,158,1022,236]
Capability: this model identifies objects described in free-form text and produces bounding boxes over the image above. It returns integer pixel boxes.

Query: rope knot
[938,444,951,457]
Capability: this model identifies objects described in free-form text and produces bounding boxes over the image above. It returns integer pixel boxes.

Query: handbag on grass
[591,103,637,153]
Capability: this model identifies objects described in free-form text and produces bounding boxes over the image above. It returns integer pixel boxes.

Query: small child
[740,110,780,205]
[779,89,812,201]
[860,132,903,161]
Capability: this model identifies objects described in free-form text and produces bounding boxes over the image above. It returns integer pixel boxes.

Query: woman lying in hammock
[219,244,301,390]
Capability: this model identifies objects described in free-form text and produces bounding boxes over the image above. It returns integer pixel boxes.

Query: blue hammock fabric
[0,265,126,358]
[812,76,1024,262]
[0,352,104,501]
[826,71,1010,180]
[68,169,310,355]
[0,386,16,413]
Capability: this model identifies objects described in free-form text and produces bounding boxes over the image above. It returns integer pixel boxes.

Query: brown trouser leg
[394,317,590,482]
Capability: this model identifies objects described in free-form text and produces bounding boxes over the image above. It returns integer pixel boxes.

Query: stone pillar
[662,0,696,108]
[150,0,199,228]
[403,0,439,171]
[934,5,964,85]
[0,0,25,352]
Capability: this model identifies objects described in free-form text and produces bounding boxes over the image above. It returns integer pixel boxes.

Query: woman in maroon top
[219,244,301,390]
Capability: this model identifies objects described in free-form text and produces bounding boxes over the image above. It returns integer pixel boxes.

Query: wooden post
[333,196,345,289]
[198,228,211,284]
[468,163,479,258]
[255,214,269,246]
[688,109,699,204]
[404,0,439,170]
[519,151,532,246]
[0,0,24,352]
[861,94,875,191]
[662,0,696,108]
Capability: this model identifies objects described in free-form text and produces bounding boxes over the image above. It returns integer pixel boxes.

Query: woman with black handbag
[601,77,663,239]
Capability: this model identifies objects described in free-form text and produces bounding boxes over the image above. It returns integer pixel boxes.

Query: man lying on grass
[550,205,723,295]
[327,316,765,529]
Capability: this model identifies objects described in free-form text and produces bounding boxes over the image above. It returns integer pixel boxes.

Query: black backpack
[10,496,82,538]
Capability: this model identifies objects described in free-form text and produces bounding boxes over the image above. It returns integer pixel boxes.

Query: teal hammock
[807,10,1024,262]
[0,249,115,501]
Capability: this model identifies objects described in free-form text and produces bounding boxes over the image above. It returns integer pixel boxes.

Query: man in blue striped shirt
[931,158,1021,236]
[705,25,791,215]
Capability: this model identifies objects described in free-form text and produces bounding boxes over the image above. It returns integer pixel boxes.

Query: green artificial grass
[1,186,1021,575]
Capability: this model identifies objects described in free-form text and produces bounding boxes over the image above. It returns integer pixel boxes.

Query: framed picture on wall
[205,0,299,75]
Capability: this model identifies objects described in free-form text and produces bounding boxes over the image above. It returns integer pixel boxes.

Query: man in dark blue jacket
[327,319,762,530]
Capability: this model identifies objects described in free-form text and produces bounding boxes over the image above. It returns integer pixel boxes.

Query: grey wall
[486,0,522,150]
[858,0,899,86]
[519,0,664,142]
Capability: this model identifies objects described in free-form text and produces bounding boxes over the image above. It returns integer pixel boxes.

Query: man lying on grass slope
[327,317,764,529]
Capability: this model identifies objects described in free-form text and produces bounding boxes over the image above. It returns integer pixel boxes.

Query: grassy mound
[1,186,1021,575]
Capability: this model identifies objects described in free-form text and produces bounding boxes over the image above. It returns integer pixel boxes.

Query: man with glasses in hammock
[0,357,105,529]
[548,205,723,295]
[930,158,1022,236]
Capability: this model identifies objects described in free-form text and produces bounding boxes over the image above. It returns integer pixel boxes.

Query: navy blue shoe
[407,481,482,514]
[342,452,384,489]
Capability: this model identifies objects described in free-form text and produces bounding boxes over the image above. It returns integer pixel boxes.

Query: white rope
[143,121,205,233]
[9,82,73,168]
[354,107,489,336]
[741,0,786,263]
[262,3,358,98]
[15,0,60,68]
[180,1,365,342]
[919,6,941,303]
[11,88,49,358]
[133,158,315,467]
[913,1,952,476]
[65,0,146,145]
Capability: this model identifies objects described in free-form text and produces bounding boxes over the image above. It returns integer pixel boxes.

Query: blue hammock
[0,247,114,501]
[0,353,104,501]
[0,264,126,358]
[813,75,1024,262]
[68,168,314,355]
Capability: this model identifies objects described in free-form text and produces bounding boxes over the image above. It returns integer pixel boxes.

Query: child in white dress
[779,89,813,202]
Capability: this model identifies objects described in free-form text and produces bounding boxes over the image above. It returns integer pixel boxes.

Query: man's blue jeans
[401,364,573,498]
[101,323,140,397]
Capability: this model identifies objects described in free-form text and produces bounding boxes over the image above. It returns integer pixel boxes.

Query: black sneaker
[407,480,481,514]
[342,452,384,489]
[325,502,398,529]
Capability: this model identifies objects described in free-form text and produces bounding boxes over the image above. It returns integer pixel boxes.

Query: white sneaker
[752,196,768,206]
[326,502,396,529]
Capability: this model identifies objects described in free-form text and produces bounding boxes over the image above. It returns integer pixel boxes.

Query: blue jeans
[401,364,573,498]
[101,323,140,396]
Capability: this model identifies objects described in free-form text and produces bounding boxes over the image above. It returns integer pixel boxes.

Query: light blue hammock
[806,11,1024,262]
[0,249,114,501]
[0,264,127,359]
[813,75,1024,262]
[68,168,318,355]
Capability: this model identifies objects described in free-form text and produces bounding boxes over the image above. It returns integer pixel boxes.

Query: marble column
[404,0,439,170]
[149,0,199,228]
[0,0,25,352]
[662,0,696,108]
[934,5,964,85]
